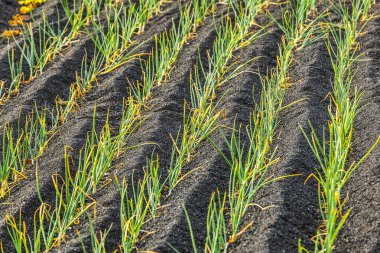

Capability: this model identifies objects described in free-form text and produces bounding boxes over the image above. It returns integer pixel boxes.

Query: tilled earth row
[0,0,379,252]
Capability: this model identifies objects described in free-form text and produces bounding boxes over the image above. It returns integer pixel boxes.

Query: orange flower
[0,29,22,38]
[0,0,48,38]
[8,14,27,26]
[20,5,34,14]
[18,0,47,14]
[18,0,46,7]
[18,0,33,5]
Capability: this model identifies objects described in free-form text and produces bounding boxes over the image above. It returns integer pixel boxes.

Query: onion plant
[82,0,218,248]
[145,154,163,218]
[86,0,164,76]
[5,101,140,251]
[269,0,325,87]
[116,154,166,252]
[299,1,379,252]
[183,0,325,251]
[132,0,216,104]
[0,107,52,199]
[118,177,150,253]
[0,125,22,199]
[132,4,194,103]
[204,192,228,253]
[79,219,111,253]
[167,0,268,194]
[2,0,94,102]
[1,0,163,202]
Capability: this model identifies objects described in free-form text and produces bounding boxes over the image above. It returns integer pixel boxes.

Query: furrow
[336,5,380,252]
[232,40,333,252]
[0,58,139,251]
[0,0,65,58]
[0,2,180,250]
[0,37,91,125]
[50,14,219,252]
[137,23,281,253]
[2,1,379,253]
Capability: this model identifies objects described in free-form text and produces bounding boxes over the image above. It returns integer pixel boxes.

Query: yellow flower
[18,0,47,14]
[0,29,22,38]
[8,14,27,26]
[20,5,35,14]
[18,0,33,5]
[1,0,48,37]
[18,0,46,6]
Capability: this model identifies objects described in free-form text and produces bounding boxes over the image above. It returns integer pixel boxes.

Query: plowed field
[0,0,379,252]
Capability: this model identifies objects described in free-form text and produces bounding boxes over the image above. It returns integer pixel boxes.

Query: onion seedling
[299,1,378,252]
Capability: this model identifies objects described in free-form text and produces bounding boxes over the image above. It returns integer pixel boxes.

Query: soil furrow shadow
[0,38,92,126]
[230,39,332,252]
[0,0,178,112]
[336,5,380,252]
[0,1,180,250]
[0,0,68,78]
[134,17,281,252]
[52,10,220,252]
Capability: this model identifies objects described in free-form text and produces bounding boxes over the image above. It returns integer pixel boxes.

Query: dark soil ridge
[0,38,91,126]
[231,38,333,253]
[0,1,180,250]
[0,0,78,106]
[0,0,180,124]
[49,8,221,252]
[336,5,380,253]
[134,16,282,252]
[0,1,379,253]
[0,0,163,109]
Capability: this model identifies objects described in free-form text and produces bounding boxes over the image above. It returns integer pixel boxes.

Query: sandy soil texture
[0,0,379,252]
